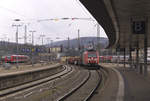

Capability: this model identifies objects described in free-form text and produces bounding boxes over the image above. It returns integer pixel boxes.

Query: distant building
[50,47,61,53]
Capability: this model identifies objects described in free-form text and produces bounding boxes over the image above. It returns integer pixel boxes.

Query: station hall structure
[80,0,150,75]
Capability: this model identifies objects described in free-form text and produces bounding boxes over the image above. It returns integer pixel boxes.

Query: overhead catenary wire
[0,5,29,19]
[37,17,94,22]
[75,0,96,21]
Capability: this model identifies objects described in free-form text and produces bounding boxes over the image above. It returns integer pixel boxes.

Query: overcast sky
[0,0,107,45]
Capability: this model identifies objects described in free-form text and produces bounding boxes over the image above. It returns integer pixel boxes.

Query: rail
[0,65,72,98]
[57,70,91,101]
[83,70,102,101]
[57,66,104,101]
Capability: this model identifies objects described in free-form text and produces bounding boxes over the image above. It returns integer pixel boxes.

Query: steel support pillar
[140,63,143,74]
[124,48,126,69]
[144,33,148,76]
[144,18,148,76]
[136,46,139,71]
[117,51,119,67]
[129,47,132,69]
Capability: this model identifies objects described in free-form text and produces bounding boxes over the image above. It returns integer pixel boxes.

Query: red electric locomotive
[81,50,99,66]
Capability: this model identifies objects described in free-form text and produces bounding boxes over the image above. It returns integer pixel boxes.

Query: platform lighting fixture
[12,19,22,69]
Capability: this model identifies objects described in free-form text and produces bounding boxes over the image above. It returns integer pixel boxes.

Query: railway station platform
[0,62,57,75]
[117,65,150,101]
[96,63,150,101]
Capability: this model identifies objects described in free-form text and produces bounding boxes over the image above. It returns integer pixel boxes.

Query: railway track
[56,66,103,101]
[2,65,108,101]
[0,65,73,101]
[9,65,88,101]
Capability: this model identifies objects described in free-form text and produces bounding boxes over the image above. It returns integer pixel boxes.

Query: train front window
[88,54,97,58]
[7,56,11,59]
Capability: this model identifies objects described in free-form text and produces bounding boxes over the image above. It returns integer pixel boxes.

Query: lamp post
[39,34,45,62]
[77,29,80,51]
[50,40,53,61]
[12,19,22,69]
[30,30,36,66]
[29,30,36,45]
[40,34,45,45]
[46,37,51,62]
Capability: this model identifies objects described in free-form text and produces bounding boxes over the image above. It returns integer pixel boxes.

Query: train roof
[11,55,29,57]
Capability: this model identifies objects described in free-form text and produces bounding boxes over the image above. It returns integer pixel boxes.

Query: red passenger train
[81,50,99,66]
[1,55,29,63]
[68,50,99,66]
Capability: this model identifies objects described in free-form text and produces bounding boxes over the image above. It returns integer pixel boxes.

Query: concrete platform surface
[0,62,58,75]
[100,63,150,101]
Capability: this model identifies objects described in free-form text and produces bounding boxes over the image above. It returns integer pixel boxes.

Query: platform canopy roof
[80,0,150,49]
